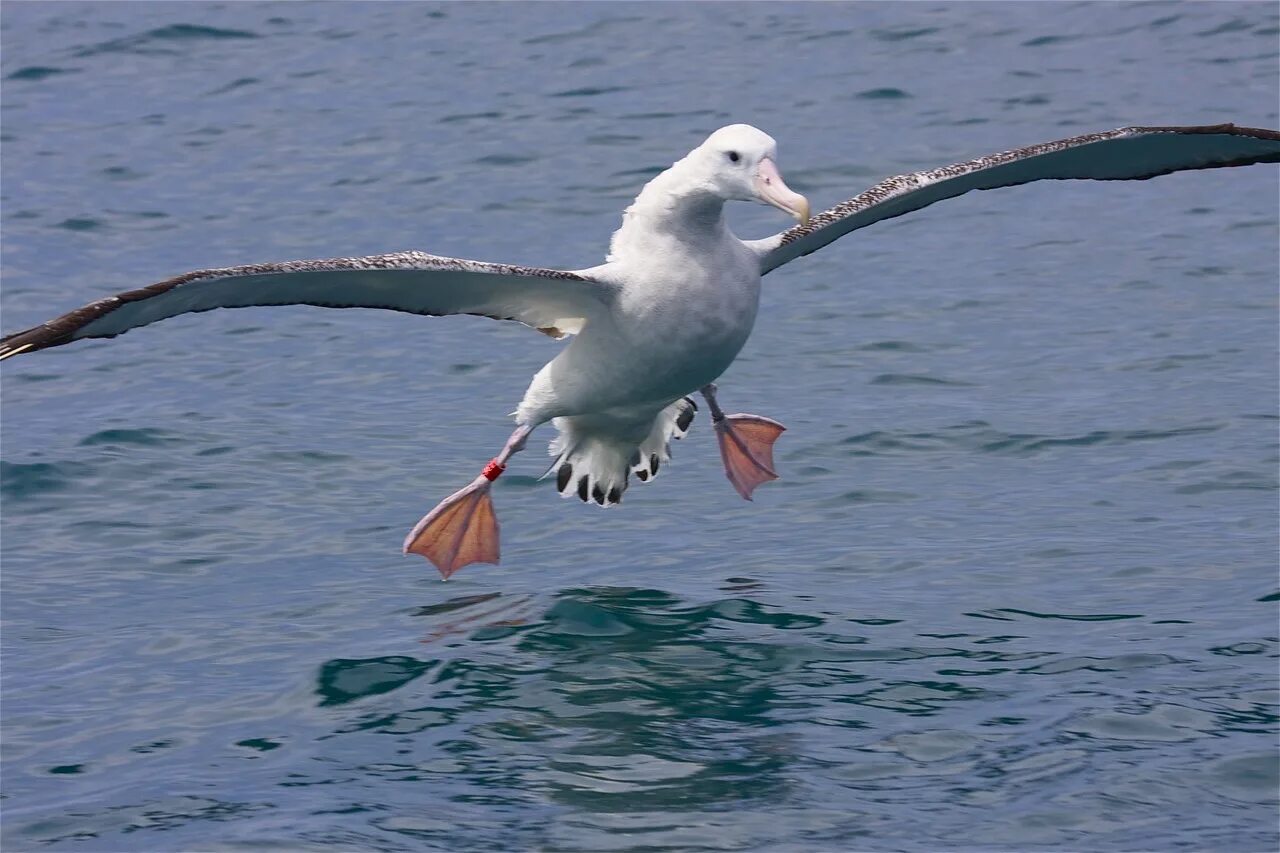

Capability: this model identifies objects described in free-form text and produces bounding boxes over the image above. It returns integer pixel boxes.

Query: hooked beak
[754,157,809,226]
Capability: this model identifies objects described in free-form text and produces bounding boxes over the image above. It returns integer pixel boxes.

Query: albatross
[3,122,1278,578]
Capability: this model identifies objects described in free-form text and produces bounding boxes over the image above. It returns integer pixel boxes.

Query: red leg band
[481,459,505,481]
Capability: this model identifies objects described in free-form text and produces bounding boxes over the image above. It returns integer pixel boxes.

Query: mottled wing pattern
[754,124,1280,274]
[0,251,612,358]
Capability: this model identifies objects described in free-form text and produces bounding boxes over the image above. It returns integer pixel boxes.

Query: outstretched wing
[752,123,1280,274]
[0,251,612,359]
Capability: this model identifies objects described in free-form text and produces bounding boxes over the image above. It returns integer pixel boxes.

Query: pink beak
[754,157,810,225]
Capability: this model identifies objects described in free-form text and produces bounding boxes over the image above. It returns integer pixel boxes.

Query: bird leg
[403,424,533,580]
[701,383,786,501]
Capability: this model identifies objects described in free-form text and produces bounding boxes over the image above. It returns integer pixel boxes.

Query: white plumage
[519,126,786,505]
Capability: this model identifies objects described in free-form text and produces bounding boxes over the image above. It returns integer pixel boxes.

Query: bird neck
[608,156,729,261]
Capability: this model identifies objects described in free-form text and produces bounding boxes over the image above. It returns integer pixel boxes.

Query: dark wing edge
[754,123,1280,274]
[0,250,607,360]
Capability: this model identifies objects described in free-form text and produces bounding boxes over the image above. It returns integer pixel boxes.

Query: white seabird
[2,122,1278,578]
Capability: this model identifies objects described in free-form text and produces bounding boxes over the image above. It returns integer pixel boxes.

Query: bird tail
[629,396,696,483]
[548,397,697,507]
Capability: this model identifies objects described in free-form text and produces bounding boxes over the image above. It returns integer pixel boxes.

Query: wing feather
[753,123,1280,274]
[0,250,612,359]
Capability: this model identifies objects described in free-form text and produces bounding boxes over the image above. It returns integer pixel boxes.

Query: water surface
[2,3,1277,851]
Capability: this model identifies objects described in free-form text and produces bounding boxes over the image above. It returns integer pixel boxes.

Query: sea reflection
[304,583,1277,849]
[330,586,912,797]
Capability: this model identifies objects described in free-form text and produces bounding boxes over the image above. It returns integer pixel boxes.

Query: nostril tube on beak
[754,157,809,225]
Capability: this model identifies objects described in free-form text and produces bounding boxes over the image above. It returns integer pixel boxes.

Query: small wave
[48,765,85,775]
[1021,34,1084,47]
[316,656,436,706]
[6,66,78,82]
[1118,352,1214,373]
[841,421,1225,458]
[619,109,720,121]
[857,87,912,100]
[1020,654,1179,676]
[75,24,258,58]
[870,373,971,387]
[858,340,933,353]
[329,177,380,188]
[262,450,351,463]
[79,428,181,447]
[140,23,259,40]
[522,17,642,46]
[1207,754,1280,804]
[705,598,824,629]
[1004,425,1224,455]
[100,166,147,181]
[967,608,1143,622]
[611,166,665,179]
[194,446,236,457]
[1004,94,1051,107]
[839,489,918,505]
[414,592,502,618]
[439,111,503,124]
[843,426,976,455]
[0,461,95,499]
[869,26,940,42]
[800,28,854,43]
[205,77,259,96]
[1196,18,1255,37]
[235,738,282,753]
[550,86,629,98]
[586,133,641,146]
[1174,471,1277,495]
[55,218,104,232]
[472,154,537,167]
[1063,703,1216,743]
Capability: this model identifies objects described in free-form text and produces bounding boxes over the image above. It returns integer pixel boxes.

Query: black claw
[684,395,698,411]
[637,469,649,482]
[577,477,590,502]
[592,484,606,505]
[676,407,695,432]
[607,486,622,504]
[650,454,660,474]
[557,464,573,493]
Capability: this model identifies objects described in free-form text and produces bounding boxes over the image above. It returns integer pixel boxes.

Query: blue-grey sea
[2,3,1277,851]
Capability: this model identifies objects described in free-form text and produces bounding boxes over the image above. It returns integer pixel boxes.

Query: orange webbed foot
[714,414,786,500]
[404,478,500,580]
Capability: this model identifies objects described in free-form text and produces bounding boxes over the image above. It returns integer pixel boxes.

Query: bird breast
[608,237,760,392]
[519,231,762,424]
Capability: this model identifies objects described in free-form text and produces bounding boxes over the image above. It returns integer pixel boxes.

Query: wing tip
[0,342,35,361]
[1125,122,1280,142]
[0,322,77,360]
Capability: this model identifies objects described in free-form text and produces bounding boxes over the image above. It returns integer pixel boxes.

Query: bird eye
[727,151,741,163]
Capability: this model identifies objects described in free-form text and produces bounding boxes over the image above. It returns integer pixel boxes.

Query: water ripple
[1,1,1276,850]
[73,23,259,58]
[840,420,1227,458]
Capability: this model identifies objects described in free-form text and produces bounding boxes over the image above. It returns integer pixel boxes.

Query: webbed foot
[404,424,532,580]
[404,476,501,579]
[715,414,786,500]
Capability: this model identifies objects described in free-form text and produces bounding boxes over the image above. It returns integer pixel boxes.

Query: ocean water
[2,2,1277,851]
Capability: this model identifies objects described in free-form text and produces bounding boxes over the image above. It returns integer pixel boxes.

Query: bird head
[697,124,810,226]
